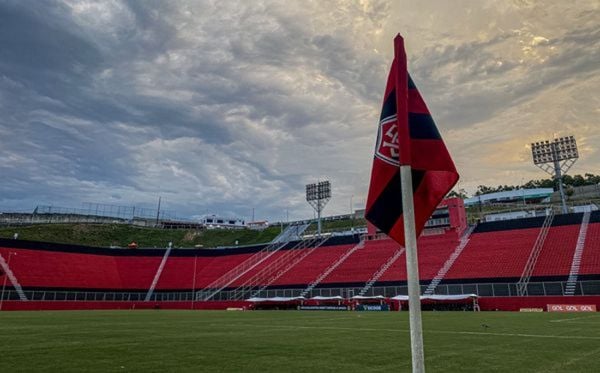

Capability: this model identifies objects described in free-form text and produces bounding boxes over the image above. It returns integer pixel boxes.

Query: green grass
[1,310,599,372]
[0,224,282,249]
[0,217,369,249]
[304,217,367,234]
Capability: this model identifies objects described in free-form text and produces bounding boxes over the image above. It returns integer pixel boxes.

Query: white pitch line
[450,330,600,340]
[535,346,600,373]
[549,314,600,323]
[230,323,600,341]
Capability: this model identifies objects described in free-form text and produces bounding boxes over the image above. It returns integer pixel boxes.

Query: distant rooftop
[465,188,554,206]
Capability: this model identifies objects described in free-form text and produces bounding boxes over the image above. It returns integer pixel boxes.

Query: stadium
[1,197,600,371]
[1,198,599,311]
[2,1,600,372]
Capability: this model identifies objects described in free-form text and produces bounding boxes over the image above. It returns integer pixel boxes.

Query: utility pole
[155,196,161,227]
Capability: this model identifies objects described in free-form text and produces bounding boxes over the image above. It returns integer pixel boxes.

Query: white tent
[247,296,306,302]
[351,295,386,300]
[391,294,477,301]
[310,296,344,301]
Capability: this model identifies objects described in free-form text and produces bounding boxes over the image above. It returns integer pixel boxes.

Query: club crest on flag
[375,114,400,166]
[366,34,459,247]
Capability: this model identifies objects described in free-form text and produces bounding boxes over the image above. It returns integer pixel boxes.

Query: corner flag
[365,35,458,246]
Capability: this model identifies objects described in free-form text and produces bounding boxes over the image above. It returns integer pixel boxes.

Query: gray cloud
[0,0,598,221]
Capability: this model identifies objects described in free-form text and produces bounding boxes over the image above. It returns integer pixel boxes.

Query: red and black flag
[365,35,459,246]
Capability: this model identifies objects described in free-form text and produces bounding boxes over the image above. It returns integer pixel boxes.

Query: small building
[247,220,269,230]
[484,209,550,222]
[199,214,245,229]
[464,188,553,206]
[572,204,599,213]
[423,197,467,235]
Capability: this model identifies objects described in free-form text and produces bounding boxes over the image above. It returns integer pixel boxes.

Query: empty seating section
[444,228,540,280]
[229,251,288,287]
[192,254,253,288]
[0,248,122,289]
[113,257,162,289]
[362,240,405,282]
[154,257,195,290]
[271,244,356,286]
[532,225,579,277]
[378,235,460,282]
[579,223,600,275]
[418,236,463,280]
[320,241,397,284]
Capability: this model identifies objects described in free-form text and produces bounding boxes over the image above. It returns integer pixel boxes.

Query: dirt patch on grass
[183,230,202,242]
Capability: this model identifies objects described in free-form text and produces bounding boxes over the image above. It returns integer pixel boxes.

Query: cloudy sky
[0,0,598,222]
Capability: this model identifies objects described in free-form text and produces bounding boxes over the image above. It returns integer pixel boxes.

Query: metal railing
[565,211,591,295]
[220,280,600,299]
[517,210,555,295]
[1,280,599,304]
[197,238,289,301]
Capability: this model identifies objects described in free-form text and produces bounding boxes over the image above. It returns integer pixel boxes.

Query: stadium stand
[378,233,459,283]
[113,256,163,290]
[154,257,196,290]
[579,211,600,276]
[318,240,398,285]
[193,254,254,288]
[532,225,581,277]
[443,227,540,281]
[1,211,599,309]
[0,248,123,289]
[272,244,357,286]
[424,226,475,295]
[229,237,328,290]
[300,241,365,296]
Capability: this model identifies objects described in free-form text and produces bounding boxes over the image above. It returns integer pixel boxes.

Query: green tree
[473,173,600,196]
[447,188,468,199]
[585,173,600,185]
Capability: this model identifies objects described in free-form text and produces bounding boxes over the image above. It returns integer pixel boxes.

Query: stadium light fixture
[530,136,578,214]
[306,181,331,236]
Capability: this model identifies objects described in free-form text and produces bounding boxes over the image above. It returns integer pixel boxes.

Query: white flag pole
[400,165,425,373]
[394,33,425,373]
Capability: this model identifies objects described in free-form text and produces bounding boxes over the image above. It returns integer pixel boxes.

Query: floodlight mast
[305,181,331,236]
[531,136,578,214]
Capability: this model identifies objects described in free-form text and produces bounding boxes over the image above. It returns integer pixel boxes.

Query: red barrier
[547,304,597,312]
[478,296,600,311]
[0,300,251,311]
[2,296,599,312]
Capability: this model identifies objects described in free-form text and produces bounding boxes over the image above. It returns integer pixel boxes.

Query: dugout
[392,294,479,311]
[301,296,350,310]
[247,296,305,310]
[351,295,391,311]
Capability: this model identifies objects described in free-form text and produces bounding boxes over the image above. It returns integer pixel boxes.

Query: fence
[0,203,195,229]
[37,203,179,221]
[2,280,599,304]
[210,280,600,300]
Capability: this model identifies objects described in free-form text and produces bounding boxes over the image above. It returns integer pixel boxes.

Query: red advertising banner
[547,304,597,312]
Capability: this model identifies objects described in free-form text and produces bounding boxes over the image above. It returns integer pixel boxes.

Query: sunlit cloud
[0,0,597,220]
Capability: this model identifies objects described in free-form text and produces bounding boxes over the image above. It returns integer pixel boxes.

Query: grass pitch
[1,310,599,372]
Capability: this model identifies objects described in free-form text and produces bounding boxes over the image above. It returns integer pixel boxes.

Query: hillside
[0,224,281,249]
[0,217,367,248]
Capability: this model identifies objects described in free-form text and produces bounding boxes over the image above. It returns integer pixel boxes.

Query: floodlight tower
[305,181,331,236]
[531,136,579,214]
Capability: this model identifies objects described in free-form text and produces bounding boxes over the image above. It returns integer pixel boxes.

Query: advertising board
[547,304,596,312]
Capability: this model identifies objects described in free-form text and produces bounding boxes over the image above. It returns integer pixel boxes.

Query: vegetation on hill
[447,173,600,199]
[473,173,600,196]
[304,217,367,235]
[0,224,281,249]
[0,217,367,248]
